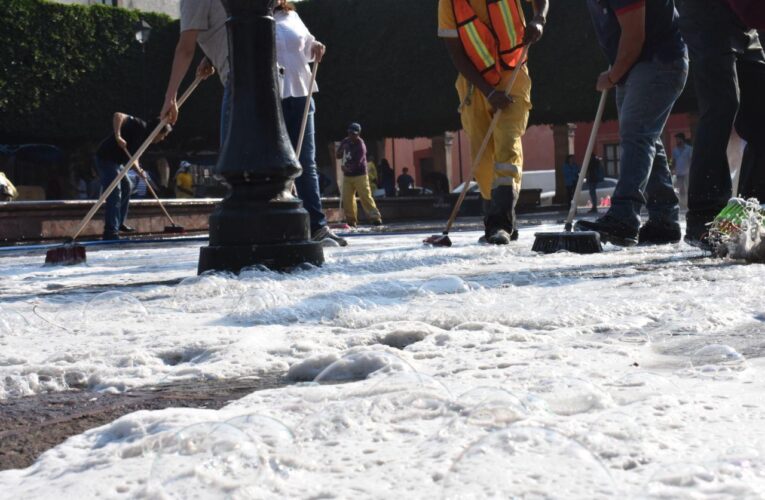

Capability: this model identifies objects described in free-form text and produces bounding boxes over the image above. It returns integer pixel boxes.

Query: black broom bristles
[532,231,603,254]
[45,244,87,265]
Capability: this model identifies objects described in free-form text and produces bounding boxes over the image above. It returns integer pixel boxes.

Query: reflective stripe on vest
[487,0,525,66]
[452,0,526,86]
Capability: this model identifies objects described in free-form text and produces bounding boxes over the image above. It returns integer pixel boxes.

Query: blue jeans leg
[282,96,327,232]
[607,56,687,230]
[96,157,125,236]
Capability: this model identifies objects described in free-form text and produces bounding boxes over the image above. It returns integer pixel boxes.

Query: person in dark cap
[95,112,172,240]
[336,122,383,226]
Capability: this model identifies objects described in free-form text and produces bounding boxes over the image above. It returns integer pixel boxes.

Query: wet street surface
[0,374,287,471]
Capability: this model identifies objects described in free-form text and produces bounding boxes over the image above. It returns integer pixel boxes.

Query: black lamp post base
[198,240,324,274]
[197,197,324,274]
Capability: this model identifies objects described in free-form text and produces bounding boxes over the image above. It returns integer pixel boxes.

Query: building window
[97,0,118,6]
[603,143,620,178]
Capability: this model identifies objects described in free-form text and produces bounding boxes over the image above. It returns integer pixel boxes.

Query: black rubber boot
[483,185,517,245]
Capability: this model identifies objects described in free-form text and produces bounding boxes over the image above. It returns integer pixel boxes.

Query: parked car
[540,177,618,208]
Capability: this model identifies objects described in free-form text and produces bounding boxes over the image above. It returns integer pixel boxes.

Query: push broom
[132,162,186,234]
[424,45,530,247]
[45,76,203,265]
[531,87,608,254]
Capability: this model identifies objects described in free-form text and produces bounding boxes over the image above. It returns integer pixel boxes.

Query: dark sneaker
[588,207,598,214]
[478,229,517,244]
[684,232,713,252]
[486,229,512,245]
[574,215,638,247]
[684,218,714,251]
[119,224,136,233]
[102,233,120,241]
[312,225,348,247]
[638,220,681,245]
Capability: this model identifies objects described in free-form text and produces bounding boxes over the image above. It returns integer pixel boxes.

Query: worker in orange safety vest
[438,0,548,244]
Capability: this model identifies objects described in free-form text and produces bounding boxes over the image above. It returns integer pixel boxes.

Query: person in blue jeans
[576,0,688,246]
[94,113,172,240]
[678,0,765,249]
[563,154,580,209]
[274,0,347,246]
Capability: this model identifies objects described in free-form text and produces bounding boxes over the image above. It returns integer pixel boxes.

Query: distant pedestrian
[95,112,172,240]
[378,158,396,197]
[367,155,379,191]
[562,154,580,209]
[337,122,382,227]
[586,155,605,213]
[678,0,765,249]
[396,167,415,195]
[671,133,692,208]
[175,161,194,198]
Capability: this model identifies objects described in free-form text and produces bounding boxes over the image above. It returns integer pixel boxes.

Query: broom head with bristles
[424,233,453,247]
[163,224,186,234]
[45,242,87,265]
[532,230,603,254]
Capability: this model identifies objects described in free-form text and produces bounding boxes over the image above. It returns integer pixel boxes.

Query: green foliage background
[0,0,220,149]
[0,0,696,149]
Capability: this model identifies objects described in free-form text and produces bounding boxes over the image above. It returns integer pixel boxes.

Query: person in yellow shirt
[175,161,195,198]
[438,0,547,244]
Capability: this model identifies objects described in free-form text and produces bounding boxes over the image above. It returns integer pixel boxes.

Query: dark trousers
[96,156,132,236]
[281,96,327,233]
[678,0,765,229]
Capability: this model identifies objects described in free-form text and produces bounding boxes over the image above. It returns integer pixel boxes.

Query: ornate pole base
[198,198,324,274]
[196,0,324,274]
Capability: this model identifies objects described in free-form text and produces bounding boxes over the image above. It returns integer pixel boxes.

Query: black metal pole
[141,43,147,119]
[197,0,323,274]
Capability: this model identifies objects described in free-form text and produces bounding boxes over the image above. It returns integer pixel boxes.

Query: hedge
[0,0,220,149]
[0,0,696,149]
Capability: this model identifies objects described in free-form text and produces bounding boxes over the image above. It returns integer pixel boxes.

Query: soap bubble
[527,376,611,416]
[642,462,716,497]
[454,387,529,429]
[691,344,746,371]
[442,426,618,499]
[297,371,452,444]
[149,422,268,499]
[0,305,29,336]
[607,371,677,405]
[223,414,297,479]
[618,330,652,345]
[418,275,470,295]
[84,291,147,331]
[313,350,416,384]
[230,289,290,319]
[173,273,241,313]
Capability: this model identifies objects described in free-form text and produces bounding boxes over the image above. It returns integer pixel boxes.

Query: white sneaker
[312,226,348,247]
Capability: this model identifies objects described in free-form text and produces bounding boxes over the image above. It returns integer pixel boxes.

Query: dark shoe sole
[574,221,637,247]
[684,235,713,252]
[638,236,681,246]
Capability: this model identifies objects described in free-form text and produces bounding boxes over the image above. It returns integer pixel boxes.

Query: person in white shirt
[275,0,346,246]
[672,133,692,208]
[160,0,226,140]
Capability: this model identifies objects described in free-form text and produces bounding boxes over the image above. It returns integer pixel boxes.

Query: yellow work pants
[457,66,532,200]
[342,174,382,225]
